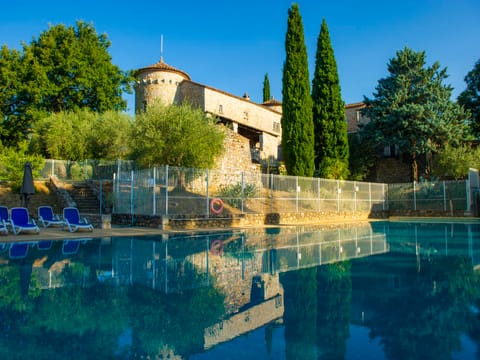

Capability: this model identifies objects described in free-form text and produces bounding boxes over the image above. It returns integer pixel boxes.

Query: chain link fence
[36,160,469,217]
[40,159,135,181]
[113,165,387,217]
[387,180,468,213]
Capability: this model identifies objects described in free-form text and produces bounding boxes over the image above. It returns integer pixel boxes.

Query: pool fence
[38,160,472,218]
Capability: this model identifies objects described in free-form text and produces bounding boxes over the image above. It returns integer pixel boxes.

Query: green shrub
[70,163,93,180]
[217,182,257,208]
[0,142,44,190]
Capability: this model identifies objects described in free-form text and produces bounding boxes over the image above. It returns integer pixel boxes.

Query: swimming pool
[0,221,478,359]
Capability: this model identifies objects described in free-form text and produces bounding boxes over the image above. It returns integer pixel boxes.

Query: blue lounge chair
[10,207,40,235]
[63,207,93,233]
[38,206,64,228]
[62,240,81,255]
[0,221,7,235]
[0,206,10,234]
[9,242,30,259]
[37,240,53,250]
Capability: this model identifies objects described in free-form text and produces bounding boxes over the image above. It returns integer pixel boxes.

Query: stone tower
[134,57,191,113]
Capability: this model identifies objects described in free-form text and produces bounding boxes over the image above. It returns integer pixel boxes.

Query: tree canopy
[431,144,480,180]
[458,58,480,137]
[29,109,133,161]
[281,4,315,177]
[311,19,349,179]
[0,142,44,189]
[0,21,133,147]
[131,101,225,169]
[362,47,471,181]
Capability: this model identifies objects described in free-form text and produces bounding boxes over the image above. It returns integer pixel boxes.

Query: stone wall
[112,210,388,230]
[135,70,186,111]
[345,102,369,133]
[372,158,411,183]
[214,129,259,174]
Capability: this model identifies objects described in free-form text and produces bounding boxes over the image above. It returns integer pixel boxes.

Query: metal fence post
[206,169,210,218]
[296,176,299,213]
[153,167,156,215]
[443,181,447,212]
[112,173,116,213]
[318,178,321,212]
[337,180,340,212]
[384,183,388,211]
[466,179,471,212]
[354,181,357,212]
[413,181,417,211]
[270,173,273,214]
[99,180,103,215]
[165,165,169,216]
[369,183,372,211]
[241,171,245,213]
[116,159,121,193]
[130,170,134,226]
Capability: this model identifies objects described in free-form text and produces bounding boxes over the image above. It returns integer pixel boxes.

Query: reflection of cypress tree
[0,265,40,313]
[470,295,480,357]
[281,267,317,360]
[316,261,352,359]
[368,255,478,359]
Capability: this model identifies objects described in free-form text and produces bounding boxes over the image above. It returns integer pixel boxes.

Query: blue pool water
[0,221,479,359]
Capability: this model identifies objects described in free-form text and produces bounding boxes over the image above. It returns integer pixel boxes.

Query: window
[273,122,280,132]
[383,144,399,158]
[219,104,223,114]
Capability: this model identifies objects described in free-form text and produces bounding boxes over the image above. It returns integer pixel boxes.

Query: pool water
[0,221,479,359]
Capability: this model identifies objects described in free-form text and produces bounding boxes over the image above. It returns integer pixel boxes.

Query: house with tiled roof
[134,58,282,169]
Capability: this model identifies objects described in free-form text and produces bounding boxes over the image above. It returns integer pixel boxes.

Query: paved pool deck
[0,226,171,243]
[2,216,478,243]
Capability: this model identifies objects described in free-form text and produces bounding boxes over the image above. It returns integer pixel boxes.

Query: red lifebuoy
[210,239,224,255]
[210,198,224,215]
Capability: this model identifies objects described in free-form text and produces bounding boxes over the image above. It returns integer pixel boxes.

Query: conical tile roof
[135,57,191,80]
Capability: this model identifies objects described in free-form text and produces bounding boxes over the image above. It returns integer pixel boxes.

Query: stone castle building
[134,58,282,167]
[134,57,380,176]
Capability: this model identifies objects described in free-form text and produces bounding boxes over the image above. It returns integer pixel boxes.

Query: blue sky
[1,0,479,114]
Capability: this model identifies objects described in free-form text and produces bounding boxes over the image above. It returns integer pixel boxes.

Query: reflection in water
[0,222,478,359]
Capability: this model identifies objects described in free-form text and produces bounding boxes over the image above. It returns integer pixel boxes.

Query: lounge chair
[9,242,30,259]
[37,240,53,250]
[38,206,64,228]
[63,207,94,233]
[62,238,92,255]
[62,240,81,255]
[0,206,10,234]
[0,221,7,235]
[10,207,40,235]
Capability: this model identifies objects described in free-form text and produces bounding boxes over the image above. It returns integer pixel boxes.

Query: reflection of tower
[134,58,191,113]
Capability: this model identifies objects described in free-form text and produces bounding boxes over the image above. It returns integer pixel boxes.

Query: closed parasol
[20,162,35,209]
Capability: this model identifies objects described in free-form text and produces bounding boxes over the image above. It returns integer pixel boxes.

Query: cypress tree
[312,19,349,179]
[281,4,315,177]
[263,73,271,102]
